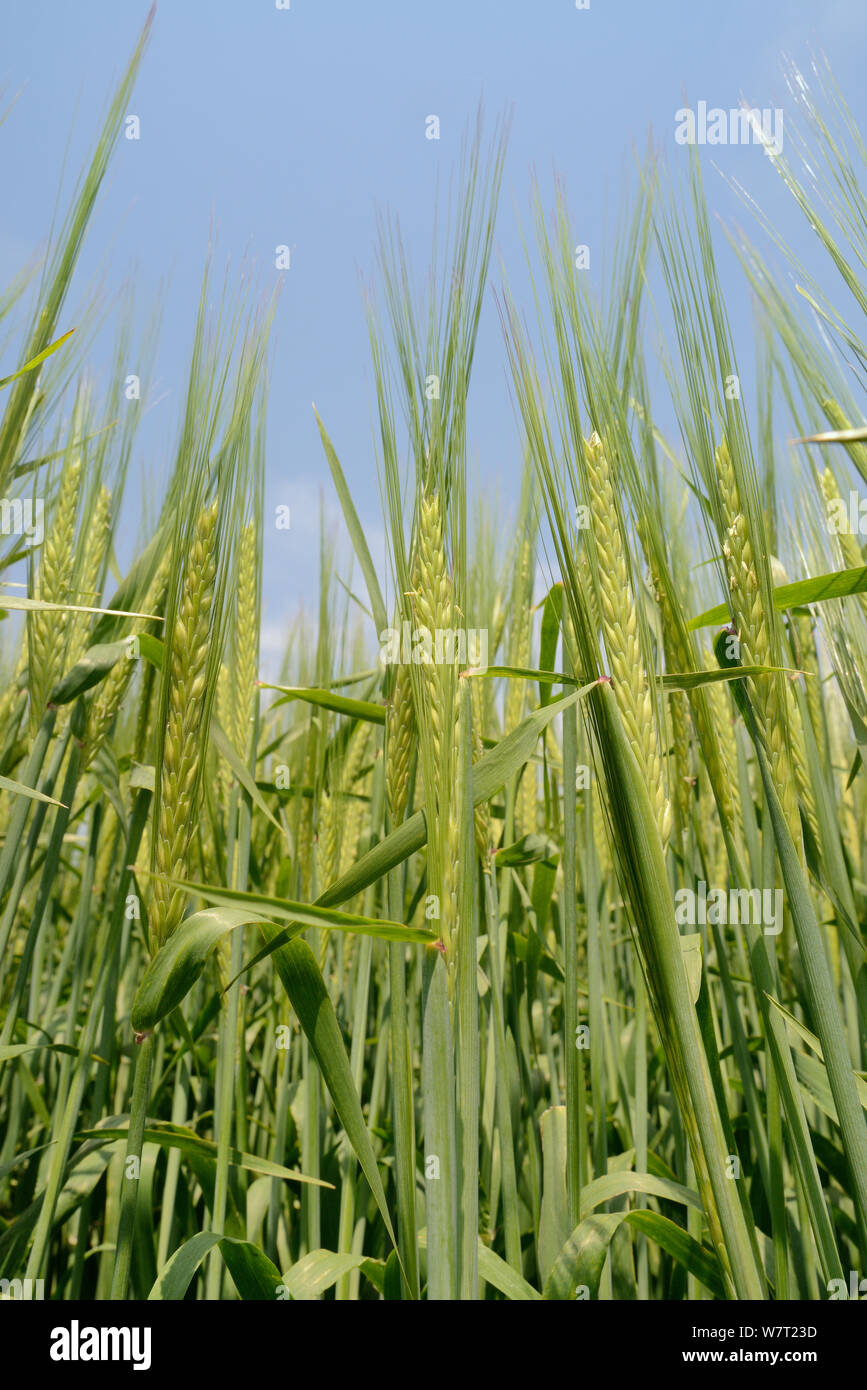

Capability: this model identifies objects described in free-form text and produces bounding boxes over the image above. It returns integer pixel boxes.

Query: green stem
[109,1030,155,1300]
[456,683,479,1299]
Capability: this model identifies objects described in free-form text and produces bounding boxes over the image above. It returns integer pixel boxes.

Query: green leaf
[0,1144,54,1185]
[314,406,388,637]
[137,632,164,668]
[278,1249,374,1300]
[469,661,790,695]
[76,1117,330,1188]
[0,773,65,808]
[130,888,434,1026]
[261,683,385,725]
[128,762,155,791]
[48,641,129,705]
[317,684,597,910]
[211,719,284,835]
[0,329,75,389]
[538,582,563,708]
[416,1229,543,1300]
[579,1169,703,1217]
[148,1231,220,1299]
[90,527,167,648]
[494,833,559,867]
[543,1209,725,1300]
[624,1210,726,1300]
[0,596,157,620]
[661,665,797,692]
[478,1243,543,1300]
[544,1213,621,1299]
[795,425,867,445]
[690,565,867,630]
[539,1107,570,1284]
[265,934,400,1260]
[766,994,867,1112]
[0,1042,78,1062]
[148,1232,284,1300]
[131,908,269,1030]
[681,933,703,1006]
[219,1238,285,1300]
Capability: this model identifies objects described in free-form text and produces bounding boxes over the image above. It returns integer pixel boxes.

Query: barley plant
[3,19,867,1304]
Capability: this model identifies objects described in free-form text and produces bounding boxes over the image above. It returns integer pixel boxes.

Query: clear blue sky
[2,1,865,669]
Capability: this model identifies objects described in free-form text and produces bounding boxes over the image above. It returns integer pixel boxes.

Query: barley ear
[148,500,219,952]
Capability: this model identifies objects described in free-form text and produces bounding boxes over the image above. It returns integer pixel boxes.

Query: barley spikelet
[386,660,415,825]
[703,670,742,834]
[820,467,867,622]
[785,678,820,847]
[295,732,318,899]
[215,662,233,802]
[645,556,694,841]
[0,639,28,747]
[148,500,219,952]
[585,433,671,844]
[29,457,82,734]
[337,721,371,878]
[68,484,111,665]
[513,542,538,839]
[232,520,258,758]
[317,788,340,970]
[412,489,454,772]
[86,557,169,766]
[715,441,800,843]
[793,613,825,757]
[412,487,462,991]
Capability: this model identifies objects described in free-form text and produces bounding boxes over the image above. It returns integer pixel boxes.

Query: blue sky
[2,1,866,670]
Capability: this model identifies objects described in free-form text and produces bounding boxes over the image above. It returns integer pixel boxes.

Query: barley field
[2,14,867,1306]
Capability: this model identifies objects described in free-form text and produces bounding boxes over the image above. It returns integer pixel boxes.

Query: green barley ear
[215,661,233,803]
[68,483,111,665]
[715,439,802,843]
[585,432,672,845]
[386,659,415,826]
[28,443,83,736]
[411,486,462,991]
[507,528,537,838]
[316,787,340,971]
[148,500,219,951]
[231,520,259,760]
[85,555,169,766]
[820,465,867,580]
[337,720,372,879]
[412,487,455,773]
